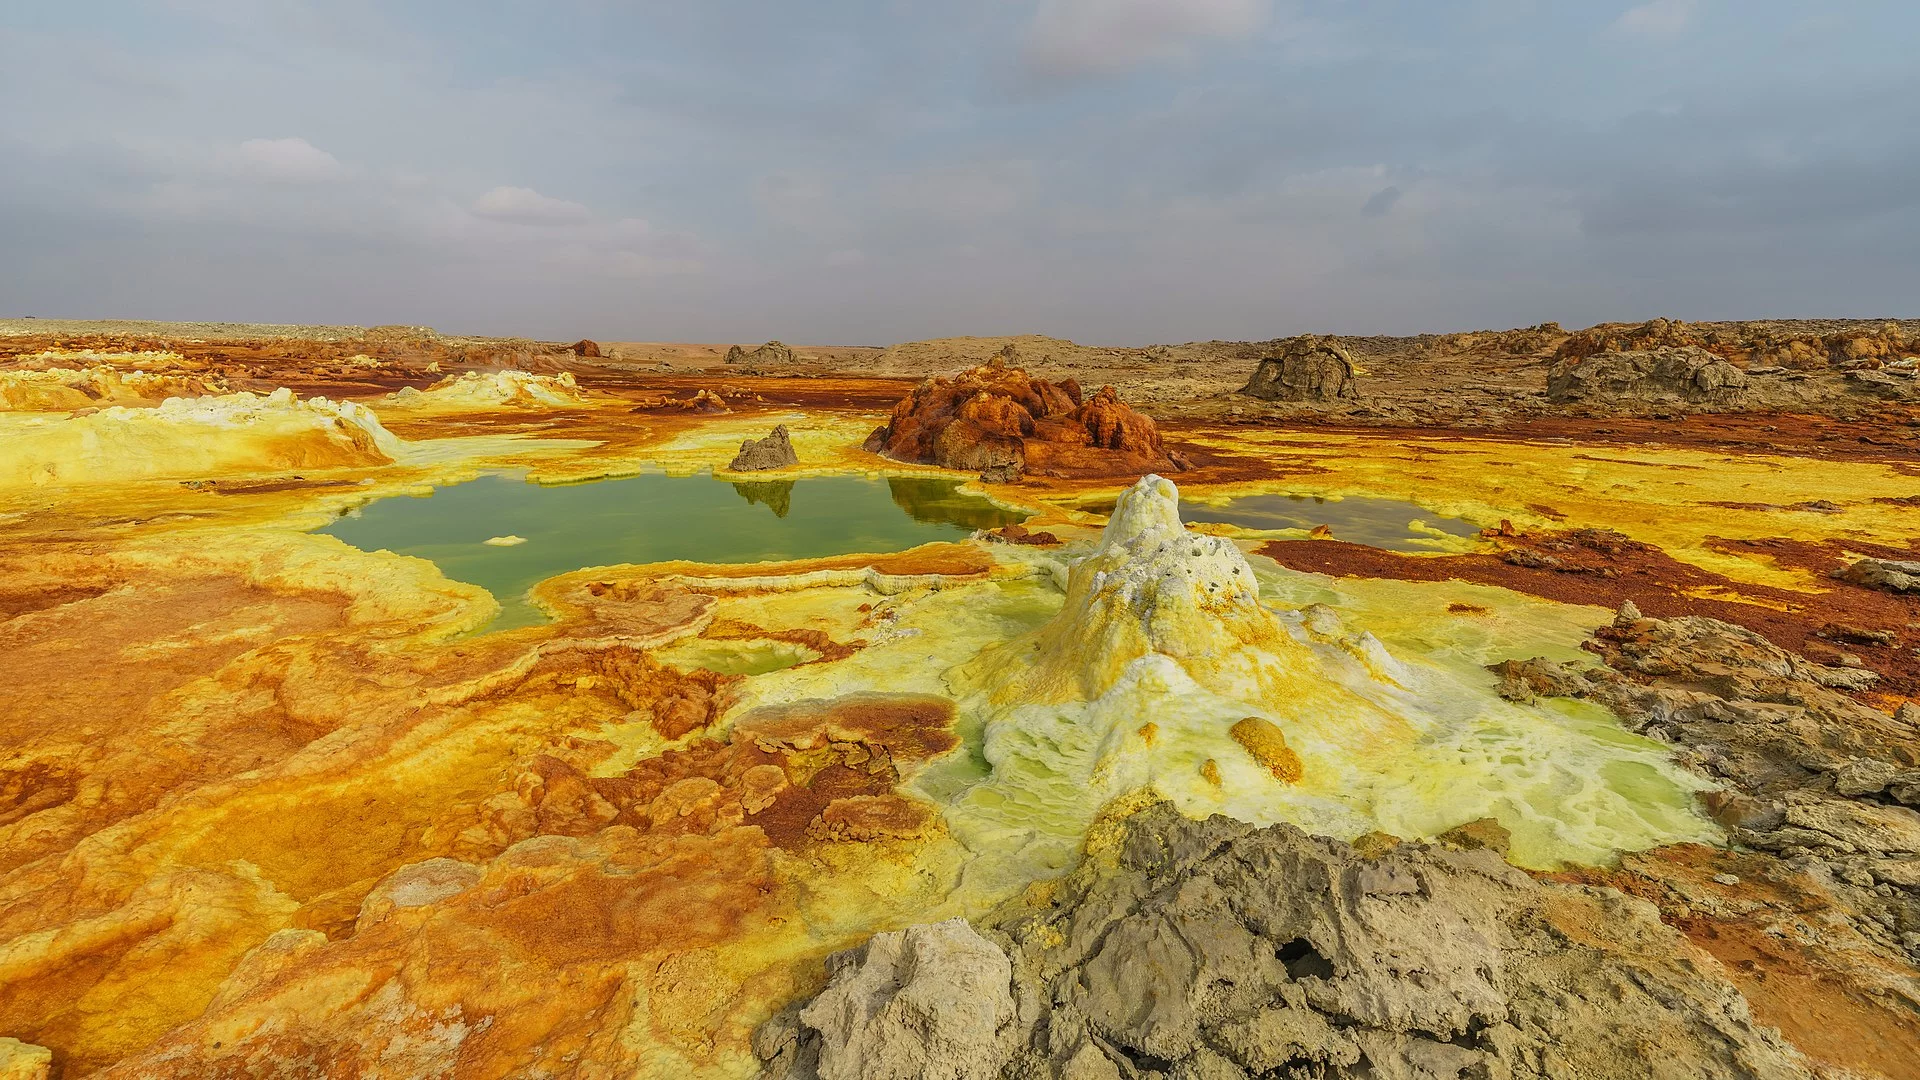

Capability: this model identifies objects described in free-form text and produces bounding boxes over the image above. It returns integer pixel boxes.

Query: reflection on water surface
[320,471,1025,630]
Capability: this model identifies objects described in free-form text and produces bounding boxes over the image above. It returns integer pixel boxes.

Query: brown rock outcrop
[1240,336,1359,402]
[1555,317,1707,362]
[1547,345,1751,407]
[570,338,601,358]
[864,359,1183,477]
[1556,318,1914,372]
[726,341,796,366]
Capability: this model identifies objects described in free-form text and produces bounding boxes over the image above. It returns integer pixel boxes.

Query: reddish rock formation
[863,359,1185,477]
[571,338,601,357]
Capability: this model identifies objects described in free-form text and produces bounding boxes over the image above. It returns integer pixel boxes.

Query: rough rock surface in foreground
[761,803,1813,1080]
[730,424,799,471]
[758,918,1015,1080]
[864,359,1185,478]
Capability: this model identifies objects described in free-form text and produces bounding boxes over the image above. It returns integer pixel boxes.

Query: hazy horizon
[4,1,1915,344]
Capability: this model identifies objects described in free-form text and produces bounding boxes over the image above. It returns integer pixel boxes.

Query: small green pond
[1179,493,1479,550]
[320,472,1025,630]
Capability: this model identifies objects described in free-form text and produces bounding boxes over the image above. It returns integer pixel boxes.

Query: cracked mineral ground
[4,318,1920,1079]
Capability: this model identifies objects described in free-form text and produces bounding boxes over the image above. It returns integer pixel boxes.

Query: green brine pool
[320,471,1025,630]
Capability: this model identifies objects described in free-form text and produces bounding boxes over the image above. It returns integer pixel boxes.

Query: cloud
[1021,0,1270,78]
[1360,185,1403,217]
[754,171,841,235]
[5,0,1919,343]
[469,185,592,226]
[871,161,1037,221]
[1612,0,1698,40]
[226,137,342,183]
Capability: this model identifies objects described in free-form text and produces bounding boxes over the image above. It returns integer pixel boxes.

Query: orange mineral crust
[0,522,980,1076]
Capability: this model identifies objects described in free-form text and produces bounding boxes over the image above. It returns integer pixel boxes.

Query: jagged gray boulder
[1240,337,1358,402]
[1546,345,1749,406]
[726,340,797,365]
[1835,556,1920,594]
[729,425,798,471]
[757,918,1015,1080]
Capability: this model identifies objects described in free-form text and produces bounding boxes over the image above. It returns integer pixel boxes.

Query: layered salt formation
[935,475,1718,876]
[977,474,1402,728]
[1,387,402,485]
[0,356,225,411]
[386,369,585,407]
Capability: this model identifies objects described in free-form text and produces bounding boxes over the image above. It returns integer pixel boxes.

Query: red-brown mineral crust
[863,359,1184,477]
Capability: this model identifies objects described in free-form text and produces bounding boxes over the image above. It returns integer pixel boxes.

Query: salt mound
[11,347,186,368]
[935,474,1718,873]
[1,387,402,486]
[983,475,1378,723]
[387,370,585,408]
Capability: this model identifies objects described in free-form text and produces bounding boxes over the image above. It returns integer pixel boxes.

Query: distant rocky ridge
[1555,317,1914,371]
[0,321,615,398]
[1222,319,1920,423]
[6,316,1919,429]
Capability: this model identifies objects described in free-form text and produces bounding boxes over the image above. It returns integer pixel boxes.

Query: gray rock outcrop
[1490,611,1920,815]
[729,425,798,471]
[757,918,1016,1080]
[1834,557,1920,594]
[761,804,1814,1080]
[1492,610,1920,961]
[727,341,797,366]
[1239,337,1358,402]
[1546,345,1750,406]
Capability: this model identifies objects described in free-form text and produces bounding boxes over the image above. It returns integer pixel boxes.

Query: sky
[2,0,1915,344]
